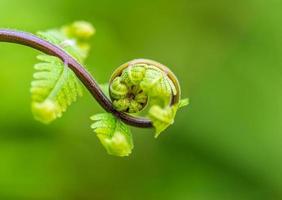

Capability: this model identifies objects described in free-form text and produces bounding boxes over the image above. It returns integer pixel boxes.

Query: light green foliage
[31,21,94,124]
[63,21,96,40]
[149,98,189,137]
[29,22,187,157]
[121,64,146,85]
[31,55,83,123]
[109,63,188,137]
[110,67,148,113]
[110,77,128,99]
[90,113,134,157]
[140,66,173,105]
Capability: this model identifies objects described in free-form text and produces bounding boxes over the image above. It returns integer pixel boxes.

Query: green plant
[0,21,188,157]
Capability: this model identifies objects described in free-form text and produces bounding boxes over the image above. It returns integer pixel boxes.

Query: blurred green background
[0,0,282,199]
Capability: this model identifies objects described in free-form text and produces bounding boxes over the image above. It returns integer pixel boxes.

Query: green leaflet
[31,55,83,123]
[90,113,134,157]
[121,64,146,86]
[31,21,94,124]
[139,65,187,136]
[140,65,173,106]
[148,98,189,138]
[178,98,189,109]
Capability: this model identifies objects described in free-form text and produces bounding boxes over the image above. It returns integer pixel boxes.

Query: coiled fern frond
[0,23,188,157]
[107,60,188,138]
[31,21,95,123]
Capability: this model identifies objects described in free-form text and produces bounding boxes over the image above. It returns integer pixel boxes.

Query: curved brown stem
[0,29,153,127]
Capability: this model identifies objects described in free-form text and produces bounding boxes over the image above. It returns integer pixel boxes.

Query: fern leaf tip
[32,100,60,124]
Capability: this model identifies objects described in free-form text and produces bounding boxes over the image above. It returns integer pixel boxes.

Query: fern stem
[0,29,152,128]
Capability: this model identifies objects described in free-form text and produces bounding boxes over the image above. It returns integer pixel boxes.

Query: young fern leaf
[0,26,188,157]
[149,98,189,137]
[90,113,134,157]
[31,21,95,123]
[109,60,189,138]
[31,55,83,123]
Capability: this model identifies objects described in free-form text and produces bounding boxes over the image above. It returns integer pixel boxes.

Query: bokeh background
[0,0,282,199]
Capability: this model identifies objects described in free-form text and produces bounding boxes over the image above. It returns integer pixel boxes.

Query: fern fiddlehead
[0,22,188,157]
[107,59,188,137]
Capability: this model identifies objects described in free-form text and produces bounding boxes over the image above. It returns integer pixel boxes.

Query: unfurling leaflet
[31,21,95,123]
[91,113,134,157]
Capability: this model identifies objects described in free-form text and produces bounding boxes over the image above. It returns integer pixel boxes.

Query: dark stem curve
[0,29,152,128]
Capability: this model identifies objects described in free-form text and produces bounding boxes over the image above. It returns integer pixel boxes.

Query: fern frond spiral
[108,59,188,136]
[0,23,188,157]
